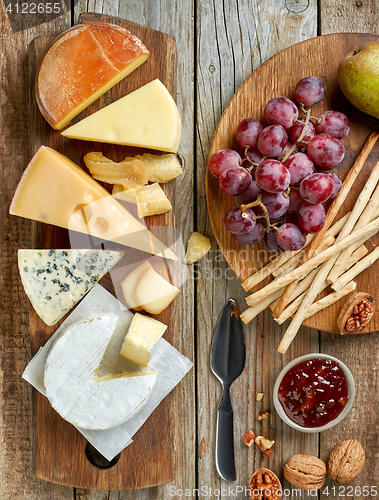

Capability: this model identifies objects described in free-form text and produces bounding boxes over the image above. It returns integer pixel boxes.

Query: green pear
[338,41,379,119]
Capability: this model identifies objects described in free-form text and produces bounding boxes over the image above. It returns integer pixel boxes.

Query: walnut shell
[283,454,326,490]
[337,292,375,334]
[328,439,365,483]
[249,468,283,500]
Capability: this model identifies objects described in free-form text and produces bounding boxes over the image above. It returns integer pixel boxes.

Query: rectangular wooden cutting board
[28,12,179,490]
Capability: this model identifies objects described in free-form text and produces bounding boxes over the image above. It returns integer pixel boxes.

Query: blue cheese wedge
[44,314,157,430]
[18,249,124,326]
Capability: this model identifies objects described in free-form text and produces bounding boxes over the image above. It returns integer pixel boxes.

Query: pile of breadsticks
[240,131,379,354]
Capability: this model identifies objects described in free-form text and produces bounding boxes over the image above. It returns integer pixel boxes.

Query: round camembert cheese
[44,314,157,430]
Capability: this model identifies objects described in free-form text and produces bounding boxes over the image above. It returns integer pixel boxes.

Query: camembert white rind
[44,314,157,430]
[18,249,123,326]
[62,79,181,153]
[120,313,167,367]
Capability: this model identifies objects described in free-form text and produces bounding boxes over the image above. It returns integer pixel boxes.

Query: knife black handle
[215,384,236,482]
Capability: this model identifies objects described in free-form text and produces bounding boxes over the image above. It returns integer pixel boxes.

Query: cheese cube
[134,267,180,314]
[120,313,167,367]
[135,183,172,218]
[184,232,211,264]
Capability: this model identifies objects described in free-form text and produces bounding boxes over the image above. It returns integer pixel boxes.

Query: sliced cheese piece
[10,146,177,260]
[112,183,142,204]
[18,249,123,326]
[44,314,157,430]
[62,79,181,153]
[135,153,183,183]
[134,267,180,314]
[84,152,148,185]
[135,183,172,218]
[120,313,167,367]
[184,232,211,264]
[36,22,150,129]
[121,261,153,311]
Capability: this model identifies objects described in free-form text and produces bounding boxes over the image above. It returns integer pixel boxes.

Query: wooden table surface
[1,1,378,499]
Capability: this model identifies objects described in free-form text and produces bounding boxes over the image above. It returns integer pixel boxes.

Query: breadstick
[241,234,313,292]
[332,245,379,292]
[273,131,379,317]
[240,289,282,324]
[270,267,319,311]
[329,168,379,283]
[303,281,356,320]
[247,216,379,308]
[275,245,366,324]
[273,234,335,278]
[277,226,377,353]
[326,161,379,284]
[242,212,350,292]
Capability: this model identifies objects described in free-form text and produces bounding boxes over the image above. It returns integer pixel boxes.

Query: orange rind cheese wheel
[36,22,150,130]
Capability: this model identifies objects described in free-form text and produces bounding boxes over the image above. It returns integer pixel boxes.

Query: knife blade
[211,299,246,481]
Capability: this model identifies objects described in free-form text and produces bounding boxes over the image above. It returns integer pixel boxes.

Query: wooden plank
[196,2,319,499]
[319,2,379,498]
[0,4,75,499]
[73,1,195,498]
[29,13,179,489]
[206,33,379,334]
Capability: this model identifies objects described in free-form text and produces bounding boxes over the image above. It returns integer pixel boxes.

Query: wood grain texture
[29,13,181,490]
[1,0,378,498]
[319,3,379,498]
[0,5,74,499]
[206,33,379,334]
[196,2,320,500]
[73,1,195,499]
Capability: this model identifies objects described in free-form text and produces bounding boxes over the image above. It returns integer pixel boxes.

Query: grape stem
[242,146,267,169]
[281,106,312,163]
[240,194,271,232]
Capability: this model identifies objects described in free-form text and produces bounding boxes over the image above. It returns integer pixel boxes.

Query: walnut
[283,454,326,490]
[249,468,283,500]
[337,292,375,334]
[255,436,275,451]
[328,439,365,483]
[257,412,270,421]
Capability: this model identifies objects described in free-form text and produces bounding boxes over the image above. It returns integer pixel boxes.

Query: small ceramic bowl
[273,353,355,433]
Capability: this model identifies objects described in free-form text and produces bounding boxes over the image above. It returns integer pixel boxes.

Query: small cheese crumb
[256,392,263,401]
[184,232,211,264]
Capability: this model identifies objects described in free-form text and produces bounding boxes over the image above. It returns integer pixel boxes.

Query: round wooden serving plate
[206,33,379,334]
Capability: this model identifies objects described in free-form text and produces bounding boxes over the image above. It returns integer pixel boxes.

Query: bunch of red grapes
[209,76,350,252]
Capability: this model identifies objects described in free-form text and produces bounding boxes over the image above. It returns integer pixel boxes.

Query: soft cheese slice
[44,314,157,430]
[10,147,177,260]
[121,261,153,311]
[18,249,124,326]
[134,267,180,314]
[62,79,181,153]
[120,313,167,367]
[36,22,150,129]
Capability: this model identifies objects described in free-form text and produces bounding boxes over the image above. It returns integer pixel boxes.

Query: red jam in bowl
[278,358,349,428]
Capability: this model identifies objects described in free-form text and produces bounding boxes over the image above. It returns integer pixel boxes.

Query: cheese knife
[211,299,246,482]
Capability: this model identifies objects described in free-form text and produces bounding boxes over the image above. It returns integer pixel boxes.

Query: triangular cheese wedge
[62,79,181,153]
[18,249,124,326]
[44,314,157,430]
[10,147,177,260]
